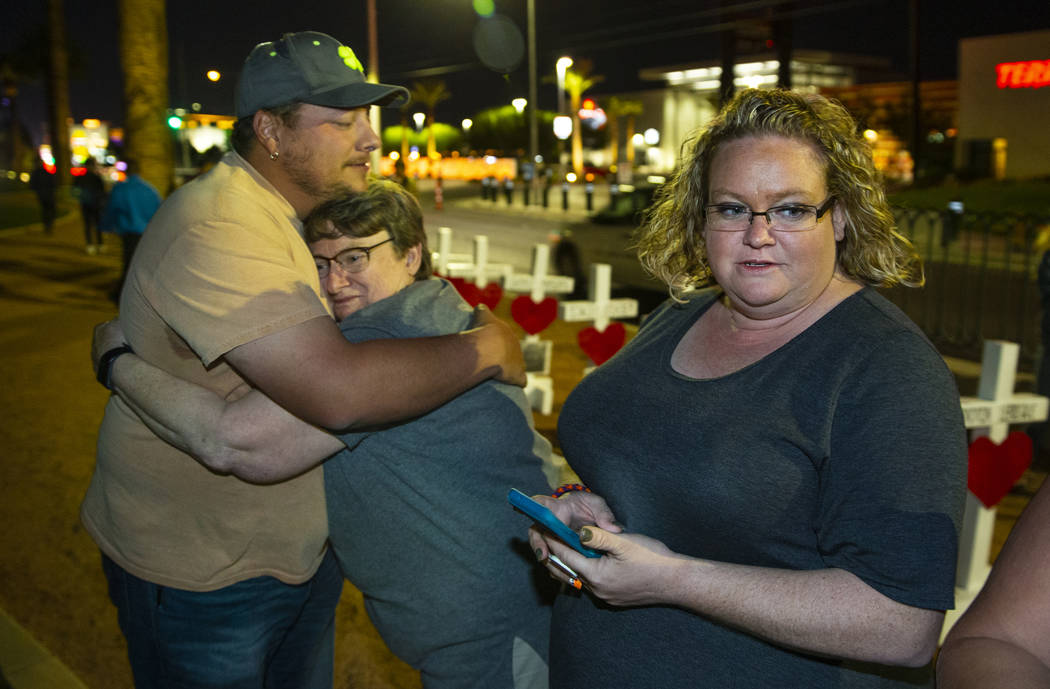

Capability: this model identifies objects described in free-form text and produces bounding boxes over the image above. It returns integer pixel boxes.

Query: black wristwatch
[96,344,134,391]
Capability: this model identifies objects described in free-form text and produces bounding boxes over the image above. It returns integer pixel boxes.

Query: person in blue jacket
[101,159,160,301]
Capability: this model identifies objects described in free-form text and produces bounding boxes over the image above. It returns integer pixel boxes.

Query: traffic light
[167,115,184,129]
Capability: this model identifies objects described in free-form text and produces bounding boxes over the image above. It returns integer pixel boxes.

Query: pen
[547,553,583,590]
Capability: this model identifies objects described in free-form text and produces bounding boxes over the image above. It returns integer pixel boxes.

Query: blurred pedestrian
[28,159,57,234]
[101,159,160,302]
[388,158,417,195]
[74,158,107,254]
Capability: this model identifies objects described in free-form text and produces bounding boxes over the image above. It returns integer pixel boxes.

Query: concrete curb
[0,610,87,689]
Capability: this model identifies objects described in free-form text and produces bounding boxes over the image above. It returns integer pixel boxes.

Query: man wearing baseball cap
[83,31,525,688]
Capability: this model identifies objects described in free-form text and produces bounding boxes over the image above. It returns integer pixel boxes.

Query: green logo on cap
[337,46,364,74]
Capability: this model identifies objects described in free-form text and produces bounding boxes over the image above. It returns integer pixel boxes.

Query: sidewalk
[0,214,105,689]
[420,176,617,225]
[0,610,86,689]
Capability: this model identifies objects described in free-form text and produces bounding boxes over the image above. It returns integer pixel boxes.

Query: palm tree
[3,22,85,174]
[397,100,412,162]
[45,0,73,186]
[409,79,451,158]
[0,45,43,172]
[607,96,643,171]
[117,0,173,194]
[564,60,603,178]
[620,99,644,167]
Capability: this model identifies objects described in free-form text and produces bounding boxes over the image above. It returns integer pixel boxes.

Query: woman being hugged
[531,88,967,688]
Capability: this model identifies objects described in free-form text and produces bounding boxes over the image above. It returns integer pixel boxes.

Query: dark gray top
[551,287,967,688]
[325,278,553,685]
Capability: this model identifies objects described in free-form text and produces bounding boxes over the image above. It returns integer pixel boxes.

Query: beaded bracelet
[552,483,591,498]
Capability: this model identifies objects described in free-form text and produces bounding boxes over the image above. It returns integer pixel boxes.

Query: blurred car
[581,163,611,180]
[552,184,666,296]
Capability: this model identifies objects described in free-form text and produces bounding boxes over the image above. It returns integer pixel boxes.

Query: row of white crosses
[431,226,639,413]
[433,227,513,287]
[940,339,1049,641]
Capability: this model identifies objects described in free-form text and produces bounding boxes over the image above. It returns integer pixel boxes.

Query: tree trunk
[118,0,173,195]
[625,115,636,166]
[400,113,409,161]
[46,0,72,186]
[608,114,619,168]
[570,94,583,178]
[426,111,436,159]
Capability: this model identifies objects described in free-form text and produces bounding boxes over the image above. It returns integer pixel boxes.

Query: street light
[413,112,426,131]
[461,118,473,132]
[553,116,573,141]
[512,98,527,114]
[556,56,573,116]
[206,70,220,82]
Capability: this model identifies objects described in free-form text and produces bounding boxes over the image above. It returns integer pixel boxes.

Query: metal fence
[882,208,1050,369]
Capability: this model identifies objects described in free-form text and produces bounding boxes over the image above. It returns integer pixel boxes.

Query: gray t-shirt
[325,278,554,686]
[551,287,967,688]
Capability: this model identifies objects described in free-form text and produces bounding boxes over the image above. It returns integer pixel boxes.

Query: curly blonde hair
[636,88,922,299]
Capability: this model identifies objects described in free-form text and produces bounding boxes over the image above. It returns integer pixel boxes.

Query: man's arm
[225,306,525,430]
[937,480,1050,688]
[94,322,343,483]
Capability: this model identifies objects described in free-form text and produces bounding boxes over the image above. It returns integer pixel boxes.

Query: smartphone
[508,488,602,558]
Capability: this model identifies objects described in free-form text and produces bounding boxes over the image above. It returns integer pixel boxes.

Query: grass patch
[889,178,1050,216]
[0,189,74,230]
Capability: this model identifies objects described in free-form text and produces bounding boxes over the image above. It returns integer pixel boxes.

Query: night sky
[3,0,1048,145]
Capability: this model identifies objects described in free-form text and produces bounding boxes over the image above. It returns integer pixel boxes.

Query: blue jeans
[102,549,343,689]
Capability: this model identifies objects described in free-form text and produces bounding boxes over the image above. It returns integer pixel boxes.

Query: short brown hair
[303,178,432,281]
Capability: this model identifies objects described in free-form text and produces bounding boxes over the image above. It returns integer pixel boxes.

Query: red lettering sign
[996,60,1050,89]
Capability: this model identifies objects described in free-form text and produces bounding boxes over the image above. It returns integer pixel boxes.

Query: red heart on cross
[511,295,558,335]
[577,322,626,366]
[448,278,503,310]
[448,277,480,305]
[478,282,503,310]
[967,431,1033,508]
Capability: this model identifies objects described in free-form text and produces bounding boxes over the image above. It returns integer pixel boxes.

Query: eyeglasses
[703,197,836,232]
[312,238,393,278]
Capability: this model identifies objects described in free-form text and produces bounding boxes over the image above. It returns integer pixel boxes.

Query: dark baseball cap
[235,31,410,118]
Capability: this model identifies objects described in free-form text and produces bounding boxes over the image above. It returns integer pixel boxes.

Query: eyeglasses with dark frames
[704,197,836,232]
[312,238,394,278]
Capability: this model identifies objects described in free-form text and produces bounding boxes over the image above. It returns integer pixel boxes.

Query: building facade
[956,29,1050,179]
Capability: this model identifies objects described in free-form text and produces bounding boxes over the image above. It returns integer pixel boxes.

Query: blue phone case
[508,488,602,558]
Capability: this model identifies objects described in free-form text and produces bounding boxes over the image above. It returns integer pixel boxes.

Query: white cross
[505,245,569,415]
[940,339,1049,641]
[524,373,555,416]
[558,263,638,331]
[431,227,473,277]
[443,235,513,286]
[503,245,575,299]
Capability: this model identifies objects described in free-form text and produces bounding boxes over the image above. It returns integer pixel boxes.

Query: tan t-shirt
[81,152,332,591]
